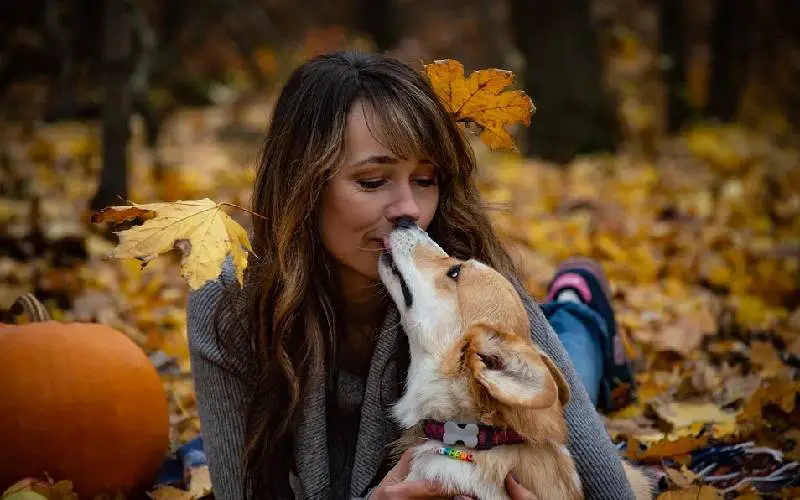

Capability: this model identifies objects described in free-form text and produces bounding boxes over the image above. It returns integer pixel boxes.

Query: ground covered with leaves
[1,84,799,499]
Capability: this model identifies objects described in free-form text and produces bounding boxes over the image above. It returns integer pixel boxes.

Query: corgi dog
[377,221,653,499]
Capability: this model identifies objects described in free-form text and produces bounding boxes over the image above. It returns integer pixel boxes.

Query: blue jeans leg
[541,301,607,406]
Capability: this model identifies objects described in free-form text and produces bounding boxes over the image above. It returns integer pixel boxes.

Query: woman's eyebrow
[348,155,434,169]
[349,154,400,167]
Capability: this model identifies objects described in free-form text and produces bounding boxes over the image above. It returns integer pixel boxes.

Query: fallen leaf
[146,486,192,500]
[603,413,658,439]
[45,482,79,500]
[627,434,711,463]
[736,378,800,425]
[0,479,78,500]
[749,341,785,379]
[2,479,48,498]
[782,429,800,460]
[734,492,762,500]
[652,320,708,357]
[186,465,212,499]
[424,59,534,151]
[656,485,723,499]
[787,335,800,359]
[651,401,736,431]
[780,487,800,498]
[663,466,697,489]
[92,198,253,289]
[2,493,48,500]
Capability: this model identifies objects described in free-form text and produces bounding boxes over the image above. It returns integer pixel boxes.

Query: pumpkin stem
[10,293,52,322]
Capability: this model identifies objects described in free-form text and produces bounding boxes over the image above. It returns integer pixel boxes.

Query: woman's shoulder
[186,256,250,366]
[187,256,245,314]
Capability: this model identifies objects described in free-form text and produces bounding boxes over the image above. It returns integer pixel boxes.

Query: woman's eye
[415,178,437,187]
[446,264,462,281]
[357,179,386,190]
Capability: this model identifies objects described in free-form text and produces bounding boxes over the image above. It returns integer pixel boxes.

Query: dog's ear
[464,322,565,409]
[540,351,570,406]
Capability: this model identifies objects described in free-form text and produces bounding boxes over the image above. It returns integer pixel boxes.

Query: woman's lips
[368,235,392,253]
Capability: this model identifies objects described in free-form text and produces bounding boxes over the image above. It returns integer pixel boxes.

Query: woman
[187,51,637,499]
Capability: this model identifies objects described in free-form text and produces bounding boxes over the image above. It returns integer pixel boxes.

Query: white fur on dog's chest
[408,442,510,500]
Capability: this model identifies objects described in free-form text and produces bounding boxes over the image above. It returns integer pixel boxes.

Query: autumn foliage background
[1,0,799,498]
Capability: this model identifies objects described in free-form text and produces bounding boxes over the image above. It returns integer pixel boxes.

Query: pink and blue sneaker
[546,257,637,412]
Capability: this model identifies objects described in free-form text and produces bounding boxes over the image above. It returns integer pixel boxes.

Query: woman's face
[319,100,440,290]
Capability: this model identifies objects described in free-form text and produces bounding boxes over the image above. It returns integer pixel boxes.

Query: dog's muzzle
[381,251,413,309]
[379,220,446,310]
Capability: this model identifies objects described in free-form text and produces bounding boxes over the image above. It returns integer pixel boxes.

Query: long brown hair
[212,51,520,499]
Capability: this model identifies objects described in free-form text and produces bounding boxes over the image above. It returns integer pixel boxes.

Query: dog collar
[422,419,526,450]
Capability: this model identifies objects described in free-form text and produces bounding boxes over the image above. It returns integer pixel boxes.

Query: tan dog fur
[378,227,653,500]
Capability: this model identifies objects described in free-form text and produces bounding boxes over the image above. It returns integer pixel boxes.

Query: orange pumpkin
[0,295,170,498]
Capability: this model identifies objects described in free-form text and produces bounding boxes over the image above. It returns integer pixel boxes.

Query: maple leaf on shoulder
[92,198,253,290]
[423,59,535,152]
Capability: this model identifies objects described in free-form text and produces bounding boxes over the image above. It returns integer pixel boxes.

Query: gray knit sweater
[187,259,636,500]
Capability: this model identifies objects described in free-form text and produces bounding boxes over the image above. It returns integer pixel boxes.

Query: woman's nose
[386,182,421,225]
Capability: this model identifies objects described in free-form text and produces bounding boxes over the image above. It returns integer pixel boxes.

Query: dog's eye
[446,264,462,281]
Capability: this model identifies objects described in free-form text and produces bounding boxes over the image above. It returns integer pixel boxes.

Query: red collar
[422,419,526,450]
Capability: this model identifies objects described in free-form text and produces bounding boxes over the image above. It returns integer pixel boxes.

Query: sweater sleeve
[186,265,250,500]
[513,278,635,500]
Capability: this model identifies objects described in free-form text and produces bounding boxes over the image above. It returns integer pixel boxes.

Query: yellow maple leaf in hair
[424,59,535,152]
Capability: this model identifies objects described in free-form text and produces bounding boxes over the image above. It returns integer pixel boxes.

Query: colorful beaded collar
[422,419,526,451]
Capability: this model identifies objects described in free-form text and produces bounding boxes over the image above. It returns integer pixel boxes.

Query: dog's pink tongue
[382,235,392,254]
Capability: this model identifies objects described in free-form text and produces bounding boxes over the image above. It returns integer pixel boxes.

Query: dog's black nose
[393,216,417,230]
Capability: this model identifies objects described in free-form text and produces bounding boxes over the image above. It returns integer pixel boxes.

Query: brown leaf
[186,465,213,499]
[657,486,724,499]
[146,487,192,500]
[627,434,711,463]
[786,335,800,359]
[651,401,736,432]
[736,378,800,431]
[663,466,697,489]
[3,493,48,500]
[781,429,800,461]
[0,479,78,500]
[749,340,786,379]
[652,320,707,357]
[780,487,800,498]
[91,205,156,224]
[718,374,762,407]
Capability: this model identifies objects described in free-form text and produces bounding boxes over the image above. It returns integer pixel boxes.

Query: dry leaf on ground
[627,434,711,463]
[664,466,698,489]
[146,486,192,500]
[185,466,212,499]
[651,401,736,431]
[656,485,723,500]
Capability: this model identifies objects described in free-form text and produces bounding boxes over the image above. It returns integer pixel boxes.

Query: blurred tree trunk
[90,0,133,212]
[478,0,504,68]
[660,0,690,133]
[508,0,621,163]
[704,0,754,122]
[358,0,400,52]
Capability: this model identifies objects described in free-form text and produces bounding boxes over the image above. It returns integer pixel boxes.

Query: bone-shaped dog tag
[443,421,480,448]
